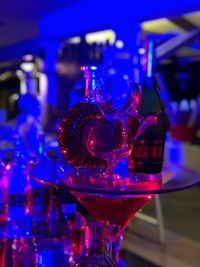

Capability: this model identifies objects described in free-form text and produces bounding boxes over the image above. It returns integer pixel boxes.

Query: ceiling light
[85,29,116,44]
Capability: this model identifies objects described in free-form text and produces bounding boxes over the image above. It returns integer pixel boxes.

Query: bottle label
[129,139,165,173]
[134,139,164,159]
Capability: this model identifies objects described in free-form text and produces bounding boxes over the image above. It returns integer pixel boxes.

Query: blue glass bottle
[58,65,108,169]
[5,134,29,236]
[28,132,52,238]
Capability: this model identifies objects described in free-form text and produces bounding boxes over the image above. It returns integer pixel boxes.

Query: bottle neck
[142,75,158,91]
[84,74,99,101]
[143,36,155,79]
[83,66,100,102]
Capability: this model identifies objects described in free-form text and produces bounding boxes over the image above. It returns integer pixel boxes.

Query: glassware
[86,115,132,179]
[86,82,157,179]
[58,65,110,170]
[74,222,118,267]
[75,193,150,241]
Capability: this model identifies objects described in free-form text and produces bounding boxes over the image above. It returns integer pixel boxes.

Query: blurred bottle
[5,134,30,233]
[128,37,167,173]
[28,132,52,238]
[59,203,86,266]
[74,222,117,267]
[58,65,108,169]
[179,99,190,112]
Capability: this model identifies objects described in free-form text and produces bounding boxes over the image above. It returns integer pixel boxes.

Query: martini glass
[68,168,158,262]
[30,159,200,265]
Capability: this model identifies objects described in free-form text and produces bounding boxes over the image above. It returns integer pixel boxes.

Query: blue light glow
[90,66,97,70]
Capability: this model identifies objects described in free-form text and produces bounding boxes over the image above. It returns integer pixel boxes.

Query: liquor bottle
[74,222,118,267]
[5,134,29,230]
[58,65,107,169]
[128,38,167,173]
[28,132,52,238]
[59,203,86,266]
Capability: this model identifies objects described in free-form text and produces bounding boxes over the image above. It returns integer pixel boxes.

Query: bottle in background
[5,134,30,233]
[28,132,52,238]
[128,37,167,173]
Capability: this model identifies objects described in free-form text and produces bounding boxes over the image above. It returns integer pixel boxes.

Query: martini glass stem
[110,235,123,262]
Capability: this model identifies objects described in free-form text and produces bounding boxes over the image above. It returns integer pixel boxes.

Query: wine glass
[86,114,132,180]
[86,81,158,180]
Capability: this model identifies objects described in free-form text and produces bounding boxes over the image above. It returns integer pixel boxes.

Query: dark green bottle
[128,38,167,173]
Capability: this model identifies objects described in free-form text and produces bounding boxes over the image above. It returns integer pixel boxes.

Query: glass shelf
[30,158,200,196]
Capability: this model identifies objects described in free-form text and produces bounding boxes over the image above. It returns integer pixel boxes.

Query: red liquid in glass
[73,193,150,241]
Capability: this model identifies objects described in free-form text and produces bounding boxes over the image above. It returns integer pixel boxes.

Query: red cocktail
[73,192,151,242]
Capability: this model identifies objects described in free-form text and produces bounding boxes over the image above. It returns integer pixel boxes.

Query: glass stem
[112,235,122,262]
[106,224,123,262]
[105,162,115,176]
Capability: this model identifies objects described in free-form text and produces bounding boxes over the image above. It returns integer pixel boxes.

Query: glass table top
[30,158,200,196]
